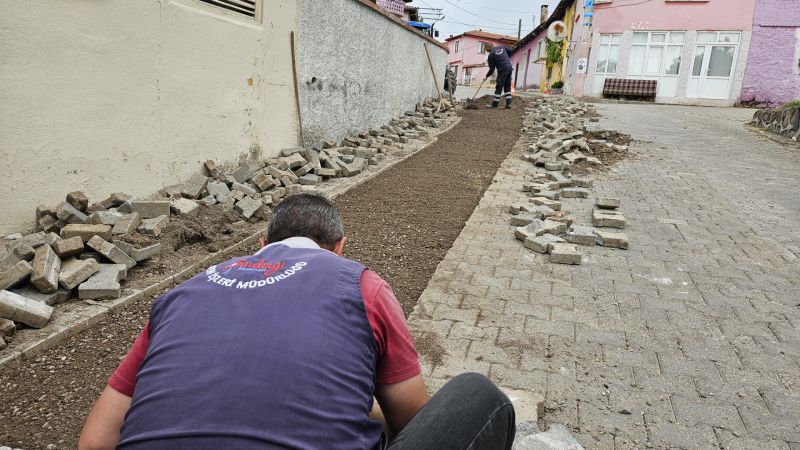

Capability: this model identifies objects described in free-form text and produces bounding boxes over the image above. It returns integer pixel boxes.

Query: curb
[0,116,463,371]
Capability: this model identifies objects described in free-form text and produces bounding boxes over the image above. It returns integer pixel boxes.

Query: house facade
[509,1,573,91]
[740,0,800,106]
[446,31,518,86]
[582,0,756,105]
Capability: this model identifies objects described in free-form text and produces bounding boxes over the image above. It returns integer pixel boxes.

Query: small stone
[56,201,89,224]
[181,174,209,199]
[66,191,89,212]
[234,197,261,219]
[571,178,593,188]
[549,243,582,265]
[78,264,127,300]
[30,244,61,294]
[596,198,620,209]
[283,153,307,169]
[530,197,561,211]
[0,261,33,291]
[52,236,84,258]
[60,224,113,242]
[204,160,221,178]
[538,220,567,236]
[231,162,255,183]
[138,216,169,237]
[207,180,232,198]
[201,195,217,206]
[170,198,200,216]
[252,173,278,191]
[130,200,171,219]
[231,182,258,197]
[43,232,61,247]
[0,317,15,336]
[89,211,123,226]
[592,210,626,229]
[566,226,599,246]
[523,234,565,254]
[298,174,321,185]
[38,215,58,233]
[113,240,162,262]
[561,188,590,199]
[112,213,142,236]
[17,231,47,249]
[59,257,100,289]
[596,230,629,249]
[0,289,54,328]
[510,215,536,227]
[293,162,315,177]
[87,236,137,269]
[10,287,71,306]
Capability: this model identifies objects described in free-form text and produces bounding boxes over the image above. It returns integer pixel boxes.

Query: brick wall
[740,0,800,106]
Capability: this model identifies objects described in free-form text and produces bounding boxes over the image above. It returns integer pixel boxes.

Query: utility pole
[518,19,522,40]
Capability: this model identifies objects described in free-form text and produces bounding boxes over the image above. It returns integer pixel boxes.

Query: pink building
[582,0,756,105]
[446,30,518,86]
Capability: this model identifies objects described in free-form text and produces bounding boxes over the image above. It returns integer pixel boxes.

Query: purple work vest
[118,244,385,449]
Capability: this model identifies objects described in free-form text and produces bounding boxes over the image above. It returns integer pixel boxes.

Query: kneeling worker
[80,193,516,449]
[484,42,514,109]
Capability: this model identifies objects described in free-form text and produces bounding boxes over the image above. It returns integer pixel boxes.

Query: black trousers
[388,373,516,450]
[493,69,513,106]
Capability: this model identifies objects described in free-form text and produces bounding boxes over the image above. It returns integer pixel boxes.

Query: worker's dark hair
[267,193,344,249]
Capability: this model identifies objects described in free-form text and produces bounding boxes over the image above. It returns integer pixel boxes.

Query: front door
[687,32,739,99]
[464,67,472,85]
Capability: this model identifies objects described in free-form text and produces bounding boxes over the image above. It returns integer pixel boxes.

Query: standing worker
[79,193,517,450]
[484,42,514,109]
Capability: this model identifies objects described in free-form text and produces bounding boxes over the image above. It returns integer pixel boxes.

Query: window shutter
[199,0,257,18]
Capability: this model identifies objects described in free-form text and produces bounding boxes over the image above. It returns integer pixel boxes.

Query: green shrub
[780,99,800,110]
[551,81,564,89]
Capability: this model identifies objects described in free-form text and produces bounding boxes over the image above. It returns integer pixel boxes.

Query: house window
[455,40,460,53]
[478,42,488,54]
[536,40,544,59]
[628,31,685,77]
[197,0,258,18]
[595,34,621,74]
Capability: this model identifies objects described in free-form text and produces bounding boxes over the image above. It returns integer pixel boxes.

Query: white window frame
[455,40,460,53]
[595,34,622,74]
[478,42,488,54]
[627,30,685,78]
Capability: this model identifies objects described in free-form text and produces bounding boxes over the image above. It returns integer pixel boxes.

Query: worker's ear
[332,236,348,256]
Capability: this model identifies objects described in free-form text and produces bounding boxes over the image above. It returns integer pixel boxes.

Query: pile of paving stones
[509,96,629,265]
[0,98,456,349]
[751,103,800,140]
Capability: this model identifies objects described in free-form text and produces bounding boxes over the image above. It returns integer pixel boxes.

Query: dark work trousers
[387,373,516,450]
[493,69,513,107]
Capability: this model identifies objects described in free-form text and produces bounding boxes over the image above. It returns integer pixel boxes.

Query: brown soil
[570,129,634,175]
[0,95,527,449]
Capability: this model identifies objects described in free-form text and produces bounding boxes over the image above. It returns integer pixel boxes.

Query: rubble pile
[509,96,630,265]
[751,103,800,140]
[0,99,456,347]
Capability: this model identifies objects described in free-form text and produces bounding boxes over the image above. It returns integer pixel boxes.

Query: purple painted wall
[740,0,800,106]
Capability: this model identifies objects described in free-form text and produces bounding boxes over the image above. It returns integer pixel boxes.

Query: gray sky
[409,0,551,42]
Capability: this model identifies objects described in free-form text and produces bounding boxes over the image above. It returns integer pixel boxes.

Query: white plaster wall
[0,0,299,234]
[297,0,448,146]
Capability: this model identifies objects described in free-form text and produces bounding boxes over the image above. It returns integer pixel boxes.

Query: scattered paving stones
[65,191,89,212]
[234,197,261,219]
[0,261,33,291]
[112,213,141,235]
[130,200,171,219]
[596,230,629,249]
[0,289,54,328]
[86,236,137,269]
[138,216,169,237]
[58,258,99,290]
[9,287,71,306]
[566,225,598,246]
[181,174,209,199]
[549,243,582,265]
[170,198,200,216]
[52,236,84,259]
[561,187,589,198]
[78,264,127,300]
[60,224,112,242]
[523,234,565,254]
[530,197,561,211]
[592,210,626,229]
[30,244,61,293]
[595,197,620,209]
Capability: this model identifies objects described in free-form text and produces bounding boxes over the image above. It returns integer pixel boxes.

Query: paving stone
[285,185,303,195]
[231,162,255,183]
[536,190,560,200]
[596,197,620,209]
[60,224,113,242]
[78,264,127,300]
[561,187,590,198]
[52,236,84,258]
[571,178,593,188]
[283,153,307,169]
[58,257,99,290]
[112,213,141,235]
[592,210,626,228]
[544,161,564,171]
[596,230,629,249]
[43,232,61,247]
[137,215,169,237]
[9,287,71,306]
[523,234,565,254]
[566,226,598,246]
[181,174,209,199]
[87,236,136,269]
[252,173,278,191]
[562,151,587,163]
[65,191,89,212]
[234,197,261,219]
[510,215,537,227]
[530,197,561,211]
[280,146,305,157]
[538,220,567,236]
[38,214,58,233]
[130,200,170,219]
[549,243,582,265]
[16,231,47,249]
[170,198,199,216]
[8,242,35,262]
[0,289,54,328]
[526,205,558,219]
[30,244,61,293]
[316,168,337,177]
[514,220,545,241]
[56,201,89,224]
[0,317,15,336]
[112,240,162,262]
[298,174,321,185]
[0,261,33,291]
[294,162,315,177]
[206,180,231,198]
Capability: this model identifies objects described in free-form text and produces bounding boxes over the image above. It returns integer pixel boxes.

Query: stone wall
[740,0,800,106]
[752,106,800,140]
[297,0,448,146]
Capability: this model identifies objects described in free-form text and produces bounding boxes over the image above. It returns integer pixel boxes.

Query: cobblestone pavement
[408,103,800,450]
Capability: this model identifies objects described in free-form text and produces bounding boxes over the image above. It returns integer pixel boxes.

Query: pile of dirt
[0,95,528,449]
[570,130,634,174]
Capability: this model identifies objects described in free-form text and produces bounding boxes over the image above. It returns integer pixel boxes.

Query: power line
[441,17,531,33]
[442,0,521,26]
[453,0,536,14]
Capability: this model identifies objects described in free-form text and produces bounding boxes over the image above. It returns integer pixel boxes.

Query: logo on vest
[204,259,308,290]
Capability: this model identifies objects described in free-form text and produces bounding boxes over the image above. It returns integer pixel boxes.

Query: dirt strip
[0,96,527,449]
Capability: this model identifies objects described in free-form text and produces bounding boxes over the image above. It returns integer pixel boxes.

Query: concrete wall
[740,0,800,106]
[296,0,448,146]
[0,0,299,235]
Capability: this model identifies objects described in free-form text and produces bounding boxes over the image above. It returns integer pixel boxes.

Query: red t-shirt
[109,269,420,397]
